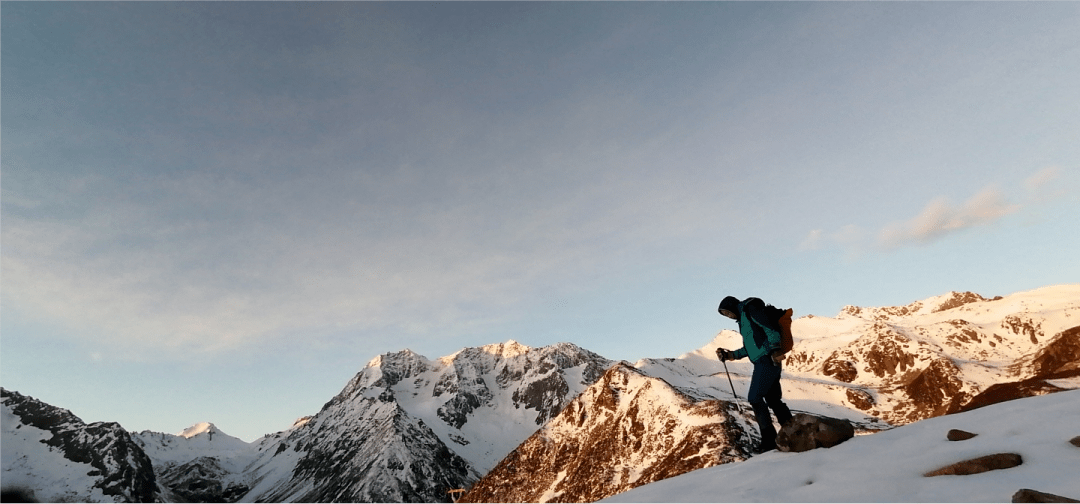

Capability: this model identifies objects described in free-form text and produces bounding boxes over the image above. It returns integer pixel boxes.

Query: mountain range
[3,284,1078,502]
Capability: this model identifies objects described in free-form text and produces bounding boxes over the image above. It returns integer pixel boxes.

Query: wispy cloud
[877,186,1019,250]
[800,174,1058,255]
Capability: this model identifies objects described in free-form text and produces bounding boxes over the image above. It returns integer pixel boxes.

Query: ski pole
[721,359,746,417]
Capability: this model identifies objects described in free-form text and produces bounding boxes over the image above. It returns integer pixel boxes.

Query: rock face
[775,413,855,453]
[459,363,752,503]
[1,388,159,503]
[157,456,249,502]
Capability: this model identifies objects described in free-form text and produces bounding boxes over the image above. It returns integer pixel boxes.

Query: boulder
[924,453,1022,477]
[1012,488,1080,503]
[775,413,855,453]
[1069,436,1080,448]
[947,429,978,441]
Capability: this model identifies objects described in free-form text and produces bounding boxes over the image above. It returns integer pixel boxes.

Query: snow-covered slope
[604,389,1080,503]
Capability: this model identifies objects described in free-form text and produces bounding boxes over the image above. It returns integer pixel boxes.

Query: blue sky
[3,2,1078,442]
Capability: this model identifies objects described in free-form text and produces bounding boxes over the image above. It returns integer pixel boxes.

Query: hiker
[715,296,793,452]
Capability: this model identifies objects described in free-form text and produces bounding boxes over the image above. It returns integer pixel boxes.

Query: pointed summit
[178,422,218,439]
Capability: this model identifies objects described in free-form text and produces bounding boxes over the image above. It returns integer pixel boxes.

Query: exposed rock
[1002,315,1044,345]
[1012,488,1080,503]
[895,358,968,421]
[1026,326,1080,377]
[933,292,991,313]
[924,453,1023,477]
[845,388,875,411]
[157,456,248,503]
[823,358,859,383]
[775,413,855,453]
[946,429,977,441]
[960,373,1076,412]
[1070,436,1080,448]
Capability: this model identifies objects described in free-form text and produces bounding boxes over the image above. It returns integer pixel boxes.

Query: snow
[604,389,1080,503]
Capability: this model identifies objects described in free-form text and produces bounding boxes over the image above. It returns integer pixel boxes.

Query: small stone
[924,453,1022,477]
[1069,436,1080,448]
[1012,488,1080,503]
[947,429,977,441]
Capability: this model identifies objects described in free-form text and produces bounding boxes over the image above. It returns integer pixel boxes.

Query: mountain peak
[178,422,218,438]
[479,339,531,358]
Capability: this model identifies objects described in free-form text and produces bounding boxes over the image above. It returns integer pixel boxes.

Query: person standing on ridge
[715,295,793,453]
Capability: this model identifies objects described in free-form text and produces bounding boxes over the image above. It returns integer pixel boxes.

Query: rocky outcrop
[775,413,854,453]
[459,363,752,503]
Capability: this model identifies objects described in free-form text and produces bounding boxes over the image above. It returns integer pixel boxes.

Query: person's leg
[746,358,782,451]
[764,368,793,427]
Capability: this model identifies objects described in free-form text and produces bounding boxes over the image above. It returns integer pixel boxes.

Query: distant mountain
[2,285,1077,503]
[132,422,256,502]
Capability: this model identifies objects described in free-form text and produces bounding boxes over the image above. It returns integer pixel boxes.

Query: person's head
[718,296,740,320]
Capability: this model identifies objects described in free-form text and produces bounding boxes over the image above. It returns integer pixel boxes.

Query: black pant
[747,357,792,450]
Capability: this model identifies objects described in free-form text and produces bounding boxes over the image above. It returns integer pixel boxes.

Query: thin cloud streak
[800,176,1056,256]
[878,186,1020,250]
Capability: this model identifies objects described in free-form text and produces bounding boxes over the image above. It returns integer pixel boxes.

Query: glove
[770,351,785,366]
[715,348,734,362]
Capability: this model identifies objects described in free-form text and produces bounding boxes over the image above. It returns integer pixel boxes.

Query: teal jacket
[730,298,783,363]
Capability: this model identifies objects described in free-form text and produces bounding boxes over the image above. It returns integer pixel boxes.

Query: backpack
[750,300,795,355]
[775,307,794,354]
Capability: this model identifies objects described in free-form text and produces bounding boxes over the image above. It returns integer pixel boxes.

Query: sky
[3,2,1078,442]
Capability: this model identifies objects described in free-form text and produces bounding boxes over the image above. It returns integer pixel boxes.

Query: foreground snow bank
[605,390,1080,503]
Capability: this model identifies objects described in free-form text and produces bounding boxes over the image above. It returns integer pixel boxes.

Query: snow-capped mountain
[1,389,159,503]
[239,340,613,502]
[132,422,256,502]
[2,285,1077,503]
